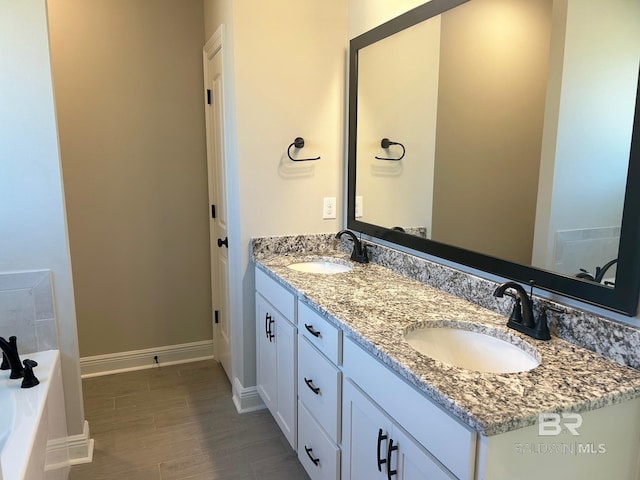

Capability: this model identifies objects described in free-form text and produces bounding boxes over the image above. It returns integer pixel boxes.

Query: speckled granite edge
[252,233,640,370]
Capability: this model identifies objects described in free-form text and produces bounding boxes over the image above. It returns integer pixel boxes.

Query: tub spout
[0,336,24,379]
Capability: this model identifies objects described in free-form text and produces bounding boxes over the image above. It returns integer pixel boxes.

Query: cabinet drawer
[298,300,341,365]
[343,337,476,480]
[298,336,341,443]
[255,267,294,320]
[298,400,340,480]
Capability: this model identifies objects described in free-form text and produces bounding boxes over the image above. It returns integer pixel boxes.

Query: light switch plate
[323,197,337,219]
[355,196,363,218]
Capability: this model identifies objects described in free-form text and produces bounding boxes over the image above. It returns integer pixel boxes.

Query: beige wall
[47,0,212,357]
[432,0,552,264]
[348,0,430,38]
[202,0,347,396]
[0,0,84,436]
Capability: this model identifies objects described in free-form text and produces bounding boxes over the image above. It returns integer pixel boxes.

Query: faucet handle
[532,302,560,341]
[503,292,523,324]
[21,359,39,389]
[359,243,369,263]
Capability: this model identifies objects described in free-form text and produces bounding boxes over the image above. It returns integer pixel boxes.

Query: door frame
[204,25,261,412]
[203,26,231,376]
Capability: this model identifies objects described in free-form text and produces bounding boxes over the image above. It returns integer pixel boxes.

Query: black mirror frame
[347,0,640,315]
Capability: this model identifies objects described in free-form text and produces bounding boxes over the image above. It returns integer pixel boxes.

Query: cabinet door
[343,380,454,480]
[256,294,277,415]
[394,427,454,480]
[342,380,392,480]
[276,315,296,449]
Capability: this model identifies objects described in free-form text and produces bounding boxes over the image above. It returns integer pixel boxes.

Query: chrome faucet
[336,229,369,264]
[0,336,24,379]
[493,282,551,340]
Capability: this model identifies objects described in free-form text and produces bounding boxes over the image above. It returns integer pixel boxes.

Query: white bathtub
[0,350,69,480]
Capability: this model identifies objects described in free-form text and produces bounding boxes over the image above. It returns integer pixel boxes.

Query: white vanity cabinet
[342,379,455,480]
[255,268,297,449]
[342,337,476,480]
[255,264,640,480]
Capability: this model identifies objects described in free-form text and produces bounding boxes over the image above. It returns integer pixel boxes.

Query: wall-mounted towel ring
[375,138,405,161]
[287,137,321,162]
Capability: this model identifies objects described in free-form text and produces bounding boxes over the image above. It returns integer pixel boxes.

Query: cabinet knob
[217,237,228,248]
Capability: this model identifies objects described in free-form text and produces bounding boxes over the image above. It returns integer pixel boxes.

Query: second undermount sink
[404,323,540,374]
[287,260,352,274]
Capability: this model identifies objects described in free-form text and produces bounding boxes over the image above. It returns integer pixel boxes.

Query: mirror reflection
[355,0,639,285]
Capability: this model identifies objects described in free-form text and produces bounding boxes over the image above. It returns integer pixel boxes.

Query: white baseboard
[67,420,94,465]
[80,340,215,378]
[232,376,265,413]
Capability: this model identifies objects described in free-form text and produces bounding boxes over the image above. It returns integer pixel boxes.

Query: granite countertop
[254,250,640,436]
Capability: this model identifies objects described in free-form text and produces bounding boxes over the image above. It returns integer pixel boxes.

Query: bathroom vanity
[251,0,640,476]
[253,241,640,480]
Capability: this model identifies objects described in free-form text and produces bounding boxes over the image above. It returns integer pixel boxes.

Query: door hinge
[211,204,216,219]
[207,89,212,105]
[214,310,219,324]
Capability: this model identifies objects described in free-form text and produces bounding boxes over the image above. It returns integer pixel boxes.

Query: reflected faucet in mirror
[576,258,618,286]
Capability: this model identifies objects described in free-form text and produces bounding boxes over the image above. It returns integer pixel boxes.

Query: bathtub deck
[69,359,309,480]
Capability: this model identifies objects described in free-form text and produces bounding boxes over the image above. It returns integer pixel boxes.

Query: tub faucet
[576,258,618,285]
[594,258,617,284]
[336,229,369,263]
[0,336,24,379]
[493,282,550,340]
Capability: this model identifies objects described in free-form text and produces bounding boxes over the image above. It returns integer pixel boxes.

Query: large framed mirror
[347,0,640,315]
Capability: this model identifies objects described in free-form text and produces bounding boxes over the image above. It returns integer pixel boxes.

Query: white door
[204,30,231,379]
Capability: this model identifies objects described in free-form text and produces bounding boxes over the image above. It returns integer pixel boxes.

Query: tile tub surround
[253,234,640,370]
[0,270,58,354]
[251,238,640,436]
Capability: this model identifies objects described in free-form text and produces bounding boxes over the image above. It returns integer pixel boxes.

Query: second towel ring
[287,137,321,162]
[375,138,405,161]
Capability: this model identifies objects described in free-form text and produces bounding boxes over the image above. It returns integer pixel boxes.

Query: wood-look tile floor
[70,360,310,480]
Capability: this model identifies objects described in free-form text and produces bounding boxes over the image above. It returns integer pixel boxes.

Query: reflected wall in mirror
[348,0,640,315]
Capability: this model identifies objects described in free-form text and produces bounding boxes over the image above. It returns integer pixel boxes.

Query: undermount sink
[287,260,352,274]
[404,323,540,374]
